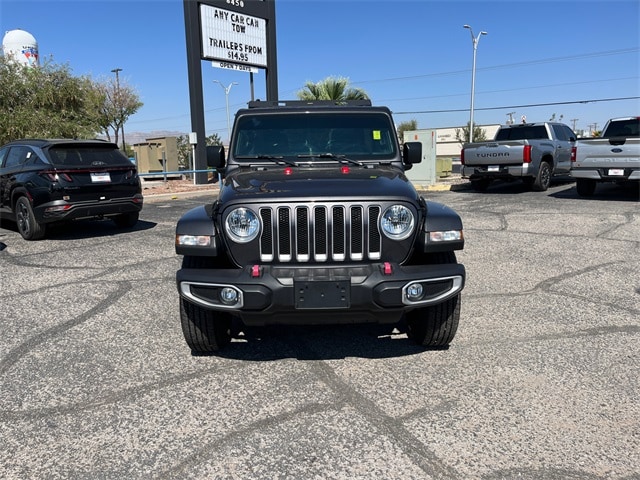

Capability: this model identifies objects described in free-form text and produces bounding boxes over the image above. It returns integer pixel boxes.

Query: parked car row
[0,139,143,240]
[461,116,639,196]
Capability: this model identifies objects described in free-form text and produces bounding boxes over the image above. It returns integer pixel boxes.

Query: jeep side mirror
[403,141,422,165]
[206,145,225,169]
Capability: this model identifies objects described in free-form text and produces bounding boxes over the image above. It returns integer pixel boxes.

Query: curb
[142,179,471,201]
[142,187,219,202]
[416,181,471,193]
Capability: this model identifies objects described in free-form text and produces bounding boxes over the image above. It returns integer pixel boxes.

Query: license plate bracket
[294,280,350,309]
[91,172,111,183]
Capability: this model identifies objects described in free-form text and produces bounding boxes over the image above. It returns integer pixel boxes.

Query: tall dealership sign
[183,0,278,183]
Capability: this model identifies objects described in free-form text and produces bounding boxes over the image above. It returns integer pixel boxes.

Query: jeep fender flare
[420,200,464,252]
[175,204,222,257]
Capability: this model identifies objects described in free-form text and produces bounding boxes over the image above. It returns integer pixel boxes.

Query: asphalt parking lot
[0,178,638,479]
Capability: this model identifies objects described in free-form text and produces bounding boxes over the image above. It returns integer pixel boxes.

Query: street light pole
[463,25,487,143]
[213,80,239,145]
[110,67,126,153]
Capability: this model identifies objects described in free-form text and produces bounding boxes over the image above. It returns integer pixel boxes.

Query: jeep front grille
[258,204,381,262]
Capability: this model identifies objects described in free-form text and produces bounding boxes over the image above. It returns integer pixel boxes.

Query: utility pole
[110,68,126,153]
[213,80,239,145]
[463,25,487,143]
[571,118,579,131]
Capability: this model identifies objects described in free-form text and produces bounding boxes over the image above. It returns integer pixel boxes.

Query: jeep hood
[219,166,418,202]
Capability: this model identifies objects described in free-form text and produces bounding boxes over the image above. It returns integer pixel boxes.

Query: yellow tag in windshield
[372,130,381,140]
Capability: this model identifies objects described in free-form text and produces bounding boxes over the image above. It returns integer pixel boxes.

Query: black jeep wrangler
[175,100,465,352]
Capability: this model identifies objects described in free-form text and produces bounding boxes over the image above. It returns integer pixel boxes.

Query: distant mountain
[129,131,186,144]
[99,131,186,145]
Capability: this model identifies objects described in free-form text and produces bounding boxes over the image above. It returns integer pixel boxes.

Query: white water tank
[2,29,39,66]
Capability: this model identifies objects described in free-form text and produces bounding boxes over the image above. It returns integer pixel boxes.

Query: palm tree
[297,76,369,101]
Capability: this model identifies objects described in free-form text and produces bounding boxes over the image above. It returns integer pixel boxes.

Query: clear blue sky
[1,0,639,139]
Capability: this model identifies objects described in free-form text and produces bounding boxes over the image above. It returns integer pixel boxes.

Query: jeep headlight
[225,207,260,243]
[381,205,415,240]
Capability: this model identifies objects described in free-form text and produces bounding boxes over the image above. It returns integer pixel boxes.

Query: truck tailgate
[574,138,640,169]
[463,141,526,166]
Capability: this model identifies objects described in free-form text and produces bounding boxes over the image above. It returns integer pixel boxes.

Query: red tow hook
[251,265,262,278]
[383,262,393,275]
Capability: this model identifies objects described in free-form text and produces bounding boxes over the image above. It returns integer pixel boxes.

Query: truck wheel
[470,178,491,192]
[15,196,46,240]
[576,178,596,197]
[405,293,460,348]
[180,297,232,353]
[533,161,552,191]
[112,212,139,228]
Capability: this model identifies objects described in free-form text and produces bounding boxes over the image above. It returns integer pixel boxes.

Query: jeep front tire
[180,298,232,353]
[405,293,460,348]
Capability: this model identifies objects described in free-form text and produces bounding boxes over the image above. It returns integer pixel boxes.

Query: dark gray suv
[0,139,143,240]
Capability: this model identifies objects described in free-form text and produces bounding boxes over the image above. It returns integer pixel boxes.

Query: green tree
[176,133,223,169]
[93,75,143,148]
[455,122,488,144]
[0,56,101,144]
[397,119,418,144]
[296,76,369,101]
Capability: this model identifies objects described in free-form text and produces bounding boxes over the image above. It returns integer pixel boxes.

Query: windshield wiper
[297,153,364,166]
[235,155,299,167]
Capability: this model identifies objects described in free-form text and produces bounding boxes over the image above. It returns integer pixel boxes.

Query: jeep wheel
[533,161,552,191]
[113,212,139,228]
[470,178,491,192]
[180,297,232,353]
[576,178,596,197]
[405,293,460,348]
[15,197,46,240]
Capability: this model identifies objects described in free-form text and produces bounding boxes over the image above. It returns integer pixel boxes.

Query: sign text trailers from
[200,4,267,68]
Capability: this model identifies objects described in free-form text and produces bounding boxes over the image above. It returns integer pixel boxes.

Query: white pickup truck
[461,122,577,192]
[570,117,640,196]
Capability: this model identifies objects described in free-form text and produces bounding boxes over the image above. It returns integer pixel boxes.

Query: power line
[128,47,639,129]
[378,76,639,103]
[351,48,639,86]
[393,96,640,115]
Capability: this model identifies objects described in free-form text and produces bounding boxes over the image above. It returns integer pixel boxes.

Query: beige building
[132,136,179,174]
[433,124,501,159]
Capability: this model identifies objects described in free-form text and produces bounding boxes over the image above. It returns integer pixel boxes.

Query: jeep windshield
[232,112,397,163]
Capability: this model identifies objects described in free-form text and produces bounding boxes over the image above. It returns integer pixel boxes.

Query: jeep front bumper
[177,263,465,326]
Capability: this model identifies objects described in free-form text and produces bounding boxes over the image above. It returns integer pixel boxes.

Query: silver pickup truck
[570,116,640,196]
[461,122,577,192]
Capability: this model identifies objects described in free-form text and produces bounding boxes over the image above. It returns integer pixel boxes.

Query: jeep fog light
[429,230,463,242]
[406,283,424,301]
[220,287,240,305]
[381,205,414,240]
[176,234,212,246]
[226,207,260,243]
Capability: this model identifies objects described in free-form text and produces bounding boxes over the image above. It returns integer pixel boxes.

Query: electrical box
[403,129,436,185]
